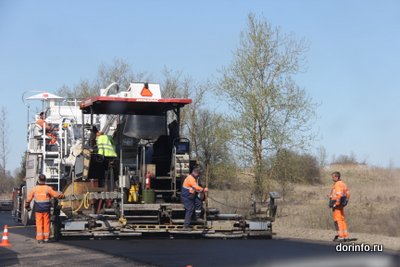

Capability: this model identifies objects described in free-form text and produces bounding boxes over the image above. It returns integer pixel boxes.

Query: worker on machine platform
[36,112,57,145]
[96,131,117,158]
[25,174,64,244]
[181,167,208,230]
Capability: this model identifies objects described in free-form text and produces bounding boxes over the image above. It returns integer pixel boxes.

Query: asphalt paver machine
[14,82,279,239]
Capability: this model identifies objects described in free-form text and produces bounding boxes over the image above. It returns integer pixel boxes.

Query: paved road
[0,212,398,267]
[0,212,149,267]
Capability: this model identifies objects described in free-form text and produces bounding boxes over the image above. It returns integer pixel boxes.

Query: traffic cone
[0,225,12,247]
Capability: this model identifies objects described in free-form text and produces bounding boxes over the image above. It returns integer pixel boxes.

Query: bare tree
[95,58,147,90]
[316,145,328,168]
[161,69,233,184]
[57,58,147,98]
[192,110,233,180]
[161,68,190,98]
[0,107,15,194]
[218,14,316,199]
[14,153,27,186]
[186,86,207,160]
[0,107,9,178]
[57,79,94,99]
[161,68,191,134]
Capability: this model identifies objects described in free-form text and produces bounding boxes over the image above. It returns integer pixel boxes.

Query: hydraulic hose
[73,192,90,212]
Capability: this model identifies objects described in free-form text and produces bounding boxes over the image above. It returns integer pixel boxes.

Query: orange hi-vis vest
[330,180,350,207]
[36,119,52,130]
[36,119,45,128]
[182,175,203,195]
[26,184,60,212]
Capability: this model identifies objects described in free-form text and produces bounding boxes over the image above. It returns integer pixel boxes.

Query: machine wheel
[51,199,62,240]
[20,186,33,226]
[21,194,29,225]
[11,191,19,222]
[51,217,62,241]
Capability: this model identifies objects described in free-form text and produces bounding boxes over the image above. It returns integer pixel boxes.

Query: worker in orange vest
[329,171,350,242]
[181,167,208,230]
[25,174,64,243]
[36,112,57,145]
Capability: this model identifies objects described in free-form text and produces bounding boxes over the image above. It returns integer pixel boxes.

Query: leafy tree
[218,14,316,199]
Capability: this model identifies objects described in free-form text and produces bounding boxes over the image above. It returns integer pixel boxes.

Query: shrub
[269,149,321,184]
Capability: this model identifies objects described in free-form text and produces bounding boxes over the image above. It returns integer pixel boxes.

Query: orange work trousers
[35,212,50,241]
[333,206,348,238]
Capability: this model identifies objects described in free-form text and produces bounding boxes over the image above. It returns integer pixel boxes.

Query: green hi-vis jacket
[97,135,117,157]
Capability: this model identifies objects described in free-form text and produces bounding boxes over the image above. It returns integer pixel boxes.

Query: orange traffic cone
[0,225,12,247]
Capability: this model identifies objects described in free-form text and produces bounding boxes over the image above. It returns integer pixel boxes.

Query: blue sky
[0,0,399,171]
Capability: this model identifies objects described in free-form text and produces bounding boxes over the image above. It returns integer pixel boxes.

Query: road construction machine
[12,82,279,239]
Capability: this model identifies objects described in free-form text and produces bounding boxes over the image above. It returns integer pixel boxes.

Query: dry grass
[279,164,400,237]
[0,193,12,200]
[208,189,254,216]
[209,164,400,239]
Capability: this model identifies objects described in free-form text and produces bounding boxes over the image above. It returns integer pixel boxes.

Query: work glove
[25,203,31,212]
[203,187,208,193]
[328,199,335,208]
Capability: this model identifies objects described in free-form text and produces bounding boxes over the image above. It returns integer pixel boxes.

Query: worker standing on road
[329,171,350,242]
[25,174,64,244]
[181,167,208,230]
[96,131,118,158]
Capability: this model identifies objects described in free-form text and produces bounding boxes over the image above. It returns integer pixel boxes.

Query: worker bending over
[181,167,208,230]
[329,171,350,242]
[25,174,64,243]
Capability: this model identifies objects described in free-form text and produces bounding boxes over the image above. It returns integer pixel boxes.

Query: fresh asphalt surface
[0,212,398,267]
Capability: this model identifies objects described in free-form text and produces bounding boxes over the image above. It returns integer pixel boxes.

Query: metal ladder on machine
[45,159,62,191]
[148,143,190,201]
[41,130,62,192]
[171,143,190,199]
